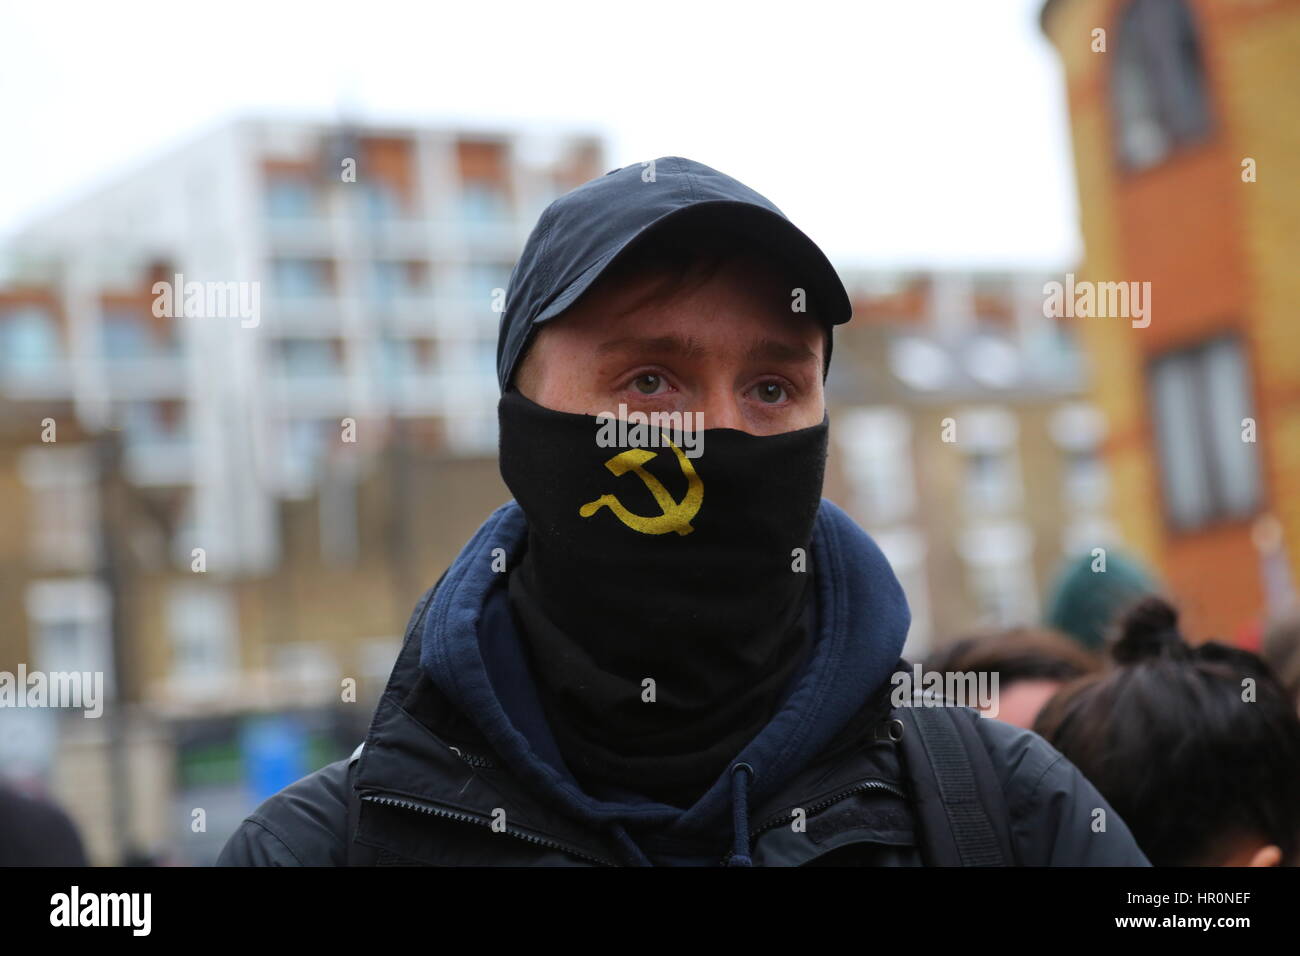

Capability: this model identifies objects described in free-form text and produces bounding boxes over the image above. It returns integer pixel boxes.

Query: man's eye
[755,382,787,404]
[632,373,664,395]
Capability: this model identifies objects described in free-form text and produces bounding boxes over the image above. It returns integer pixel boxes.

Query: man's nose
[693,386,748,433]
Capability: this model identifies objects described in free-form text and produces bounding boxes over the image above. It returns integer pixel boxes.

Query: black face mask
[497,389,829,807]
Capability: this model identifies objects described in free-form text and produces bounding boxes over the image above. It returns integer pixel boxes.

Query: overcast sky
[0,0,1080,270]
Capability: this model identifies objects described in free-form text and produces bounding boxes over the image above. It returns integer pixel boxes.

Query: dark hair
[924,627,1100,686]
[1034,596,1300,865]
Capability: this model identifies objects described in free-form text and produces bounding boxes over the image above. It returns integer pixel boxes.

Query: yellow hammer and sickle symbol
[578,437,703,535]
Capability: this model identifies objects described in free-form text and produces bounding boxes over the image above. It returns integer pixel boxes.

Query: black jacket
[217,584,1151,867]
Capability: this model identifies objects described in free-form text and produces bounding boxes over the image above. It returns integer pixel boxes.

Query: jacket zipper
[359,791,616,867]
[448,745,495,769]
[373,744,905,866]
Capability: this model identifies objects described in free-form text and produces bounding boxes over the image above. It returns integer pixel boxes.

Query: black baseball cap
[495,156,853,393]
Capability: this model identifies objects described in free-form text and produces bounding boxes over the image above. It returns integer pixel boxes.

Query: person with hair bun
[1035,596,1300,866]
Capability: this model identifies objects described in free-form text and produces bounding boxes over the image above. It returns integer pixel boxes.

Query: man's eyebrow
[596,335,708,359]
[596,334,819,366]
[745,337,819,366]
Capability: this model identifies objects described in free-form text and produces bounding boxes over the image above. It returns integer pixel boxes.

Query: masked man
[218,158,1149,867]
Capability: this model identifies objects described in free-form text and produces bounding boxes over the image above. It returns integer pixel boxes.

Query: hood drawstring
[608,821,653,867]
[601,764,757,866]
[727,762,755,867]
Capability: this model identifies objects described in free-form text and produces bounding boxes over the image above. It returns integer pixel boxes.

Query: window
[272,642,337,688]
[958,408,1022,514]
[1062,448,1108,511]
[374,338,421,378]
[889,336,953,391]
[459,180,511,223]
[271,259,330,298]
[837,407,916,526]
[1113,0,1211,170]
[370,262,402,303]
[280,418,333,488]
[968,562,1039,630]
[964,332,1022,390]
[172,492,200,568]
[965,450,1014,511]
[319,464,359,566]
[1050,403,1109,510]
[121,400,188,446]
[1148,336,1260,530]
[167,584,238,683]
[960,522,1039,628]
[101,311,153,360]
[25,579,114,695]
[265,177,316,219]
[18,447,98,570]
[1024,322,1084,384]
[370,262,421,303]
[359,182,400,222]
[278,339,339,377]
[0,307,61,375]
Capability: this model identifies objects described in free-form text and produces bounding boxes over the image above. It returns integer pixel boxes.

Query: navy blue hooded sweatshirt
[418,496,910,866]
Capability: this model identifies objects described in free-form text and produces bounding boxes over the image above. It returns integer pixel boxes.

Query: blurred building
[5,117,603,572]
[0,285,103,805]
[0,118,603,862]
[825,270,1112,658]
[1041,0,1300,641]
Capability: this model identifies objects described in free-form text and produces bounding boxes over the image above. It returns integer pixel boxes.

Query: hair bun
[1113,596,1188,663]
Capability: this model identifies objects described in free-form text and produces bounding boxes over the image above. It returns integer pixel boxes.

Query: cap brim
[533,200,852,329]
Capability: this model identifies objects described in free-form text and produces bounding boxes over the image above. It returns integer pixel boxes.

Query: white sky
[0,0,1081,270]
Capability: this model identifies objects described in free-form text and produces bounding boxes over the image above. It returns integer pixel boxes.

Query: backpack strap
[893,704,1015,866]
